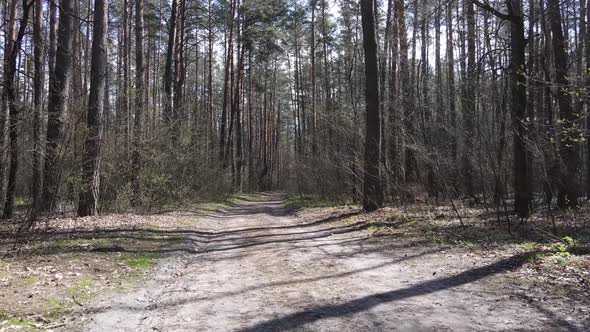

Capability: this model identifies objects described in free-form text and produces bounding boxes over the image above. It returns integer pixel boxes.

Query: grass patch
[16,276,38,286]
[52,238,113,249]
[544,236,589,258]
[368,224,384,232]
[125,254,157,270]
[67,277,97,302]
[518,242,540,251]
[1,317,35,328]
[515,237,589,265]
[78,278,94,288]
[46,298,69,319]
[368,213,527,247]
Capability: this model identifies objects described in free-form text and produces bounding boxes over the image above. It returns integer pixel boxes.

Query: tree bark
[586,0,590,198]
[233,7,245,191]
[395,0,416,183]
[507,0,531,217]
[3,0,33,219]
[31,0,44,213]
[207,0,214,158]
[78,0,108,216]
[48,0,57,76]
[547,0,580,208]
[163,0,177,124]
[42,0,74,213]
[130,0,145,205]
[461,0,476,198]
[360,0,384,211]
[173,0,186,121]
[0,0,19,214]
[447,1,457,163]
[310,0,318,156]
[121,0,130,149]
[219,0,236,164]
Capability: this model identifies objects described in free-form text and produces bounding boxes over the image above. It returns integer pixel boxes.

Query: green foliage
[15,197,29,207]
[562,236,576,247]
[550,243,571,257]
[547,237,589,258]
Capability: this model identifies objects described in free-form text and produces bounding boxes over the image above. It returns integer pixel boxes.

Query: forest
[0,0,589,330]
[0,0,587,219]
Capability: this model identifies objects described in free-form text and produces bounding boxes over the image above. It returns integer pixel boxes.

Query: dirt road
[79,194,587,331]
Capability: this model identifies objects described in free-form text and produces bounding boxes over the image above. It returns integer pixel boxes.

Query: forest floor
[1,193,589,331]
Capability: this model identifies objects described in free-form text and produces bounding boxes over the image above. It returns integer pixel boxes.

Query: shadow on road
[1,194,361,258]
[236,251,577,332]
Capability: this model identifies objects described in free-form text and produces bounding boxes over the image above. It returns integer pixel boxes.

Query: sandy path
[80,194,587,331]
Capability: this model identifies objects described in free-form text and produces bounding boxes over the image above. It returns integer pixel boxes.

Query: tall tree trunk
[130,0,144,205]
[388,0,399,183]
[226,8,238,180]
[234,47,245,191]
[233,7,245,191]
[508,0,531,217]
[248,50,254,189]
[578,0,586,117]
[321,0,333,155]
[48,0,57,76]
[219,0,236,164]
[540,0,556,204]
[207,0,214,159]
[173,0,186,122]
[360,0,384,211]
[71,0,82,98]
[547,0,580,208]
[447,0,457,164]
[78,0,108,216]
[395,0,416,183]
[310,0,318,156]
[434,0,442,124]
[0,0,18,214]
[121,0,130,149]
[3,0,33,219]
[380,0,393,182]
[42,0,74,213]
[163,0,177,124]
[31,0,44,213]
[419,4,435,196]
[476,0,533,215]
[462,0,476,197]
[586,0,590,198]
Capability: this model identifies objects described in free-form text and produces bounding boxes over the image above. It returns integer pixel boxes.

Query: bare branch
[471,0,511,21]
